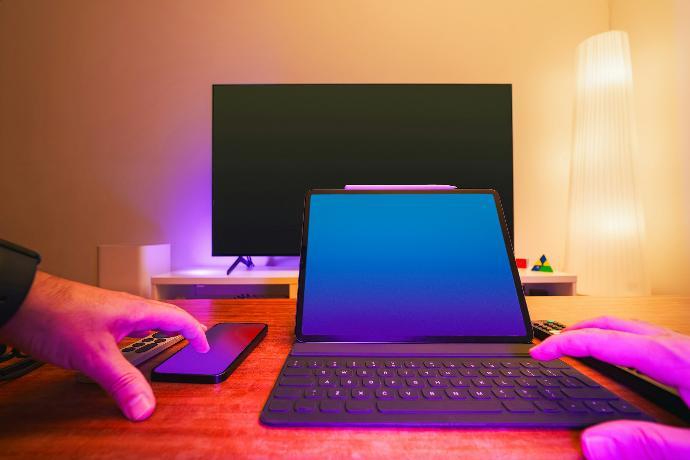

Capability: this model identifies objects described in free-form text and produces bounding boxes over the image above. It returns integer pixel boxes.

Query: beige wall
[610,0,690,294]
[6,0,683,294]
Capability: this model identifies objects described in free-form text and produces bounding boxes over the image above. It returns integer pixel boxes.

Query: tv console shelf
[150,268,576,300]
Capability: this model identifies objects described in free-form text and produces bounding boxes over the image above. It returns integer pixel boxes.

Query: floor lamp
[566,30,650,296]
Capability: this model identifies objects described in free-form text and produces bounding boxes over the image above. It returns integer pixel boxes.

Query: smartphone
[151,322,267,384]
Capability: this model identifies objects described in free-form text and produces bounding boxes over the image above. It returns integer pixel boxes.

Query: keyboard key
[418,369,437,378]
[365,361,380,368]
[274,388,301,399]
[422,388,443,400]
[469,389,491,400]
[495,378,515,387]
[336,369,352,377]
[442,360,459,369]
[501,361,520,368]
[424,361,441,368]
[515,388,539,399]
[542,369,563,378]
[397,369,415,377]
[363,378,381,388]
[307,360,322,368]
[559,400,588,414]
[561,388,618,400]
[356,369,374,378]
[280,376,315,387]
[399,389,420,400]
[295,399,317,413]
[520,361,540,369]
[352,389,371,400]
[472,378,492,387]
[404,361,421,368]
[406,378,424,388]
[428,378,449,388]
[376,389,395,400]
[537,378,560,387]
[462,361,480,369]
[439,369,456,377]
[539,360,570,369]
[328,388,346,399]
[341,377,358,388]
[534,401,561,413]
[521,369,541,377]
[492,388,515,400]
[377,369,394,378]
[317,377,336,387]
[385,360,401,368]
[459,369,478,377]
[346,400,374,413]
[304,388,324,399]
[450,378,470,388]
[378,400,502,414]
[561,378,583,388]
[325,360,341,368]
[284,368,312,377]
[268,400,292,412]
[502,400,535,413]
[314,369,333,377]
[610,400,641,414]
[500,369,520,377]
[347,360,363,368]
[446,389,467,400]
[515,378,537,388]
[384,378,403,388]
[480,369,500,378]
[538,388,563,400]
[320,400,344,413]
[563,372,601,388]
[482,361,499,369]
[584,400,614,414]
[287,359,304,368]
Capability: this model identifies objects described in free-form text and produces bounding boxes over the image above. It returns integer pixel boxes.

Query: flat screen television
[212,84,513,256]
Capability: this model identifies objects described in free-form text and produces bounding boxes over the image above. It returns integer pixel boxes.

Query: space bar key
[377,400,503,414]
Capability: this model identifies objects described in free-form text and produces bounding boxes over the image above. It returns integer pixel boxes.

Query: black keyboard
[260,356,653,427]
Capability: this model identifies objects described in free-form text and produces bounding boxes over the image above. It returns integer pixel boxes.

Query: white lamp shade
[566,31,650,296]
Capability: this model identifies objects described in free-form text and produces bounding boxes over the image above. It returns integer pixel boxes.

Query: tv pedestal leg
[226,256,255,275]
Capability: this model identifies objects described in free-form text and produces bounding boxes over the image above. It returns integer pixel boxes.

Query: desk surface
[1,296,688,459]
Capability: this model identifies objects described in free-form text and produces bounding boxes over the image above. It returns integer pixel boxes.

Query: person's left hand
[0,271,209,421]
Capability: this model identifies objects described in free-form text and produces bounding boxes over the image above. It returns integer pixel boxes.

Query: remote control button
[152,332,174,339]
[154,339,166,343]
[122,347,136,352]
[142,338,155,342]
[131,342,145,347]
[135,343,157,353]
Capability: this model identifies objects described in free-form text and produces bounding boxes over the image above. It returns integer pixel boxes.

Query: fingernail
[582,436,617,460]
[126,394,154,421]
[201,324,208,331]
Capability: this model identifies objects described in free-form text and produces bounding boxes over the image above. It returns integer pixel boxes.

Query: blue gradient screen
[300,193,528,341]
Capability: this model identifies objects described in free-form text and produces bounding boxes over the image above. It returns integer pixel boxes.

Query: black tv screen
[212,84,513,256]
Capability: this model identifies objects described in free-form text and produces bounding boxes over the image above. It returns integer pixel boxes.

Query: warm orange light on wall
[565,31,650,296]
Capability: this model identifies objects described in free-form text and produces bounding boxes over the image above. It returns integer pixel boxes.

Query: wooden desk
[1,297,688,459]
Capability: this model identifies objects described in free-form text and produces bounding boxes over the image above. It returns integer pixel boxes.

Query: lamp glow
[566,31,650,296]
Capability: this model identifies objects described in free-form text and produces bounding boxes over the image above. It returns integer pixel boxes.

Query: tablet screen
[297,191,530,342]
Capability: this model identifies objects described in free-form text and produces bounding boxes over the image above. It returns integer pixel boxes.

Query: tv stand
[226,256,255,275]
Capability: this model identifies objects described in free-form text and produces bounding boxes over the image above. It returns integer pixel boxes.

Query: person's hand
[529,316,690,460]
[0,271,209,421]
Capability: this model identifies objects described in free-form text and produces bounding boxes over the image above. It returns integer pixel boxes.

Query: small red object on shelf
[516,258,528,269]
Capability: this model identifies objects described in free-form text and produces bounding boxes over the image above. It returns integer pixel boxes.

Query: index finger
[529,329,684,389]
[565,316,669,336]
[125,305,210,353]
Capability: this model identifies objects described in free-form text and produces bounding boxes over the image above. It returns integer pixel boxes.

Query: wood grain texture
[0,297,688,459]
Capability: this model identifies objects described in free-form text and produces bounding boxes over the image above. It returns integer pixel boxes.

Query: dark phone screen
[154,323,265,376]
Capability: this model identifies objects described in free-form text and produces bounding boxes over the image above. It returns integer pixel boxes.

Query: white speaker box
[97,244,171,298]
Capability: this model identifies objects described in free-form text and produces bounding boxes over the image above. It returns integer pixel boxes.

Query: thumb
[582,420,690,460]
[82,342,156,421]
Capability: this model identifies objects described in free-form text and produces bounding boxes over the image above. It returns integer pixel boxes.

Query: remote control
[77,331,184,383]
[532,320,690,422]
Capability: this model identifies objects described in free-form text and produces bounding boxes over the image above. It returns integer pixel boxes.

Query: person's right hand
[530,316,690,460]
